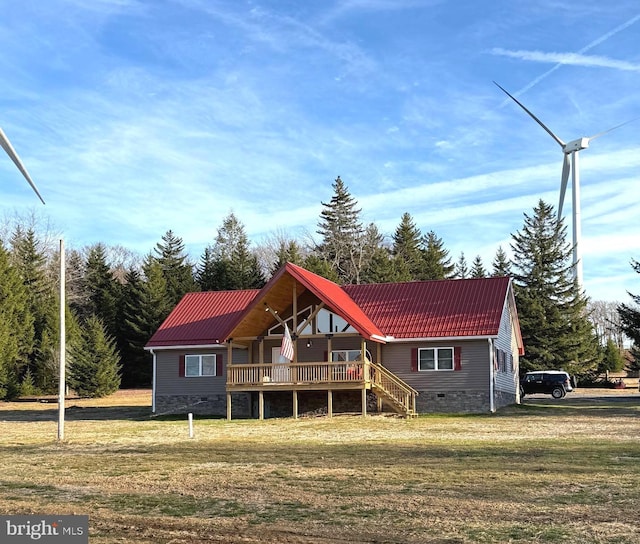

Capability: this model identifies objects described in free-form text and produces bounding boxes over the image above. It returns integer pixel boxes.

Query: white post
[57,239,66,441]
[188,413,194,438]
[151,350,157,413]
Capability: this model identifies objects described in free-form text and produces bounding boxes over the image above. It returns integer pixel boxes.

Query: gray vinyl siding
[155,347,247,396]
[381,340,490,392]
[494,299,520,395]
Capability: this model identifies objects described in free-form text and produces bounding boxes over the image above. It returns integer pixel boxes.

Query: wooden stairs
[369,361,418,417]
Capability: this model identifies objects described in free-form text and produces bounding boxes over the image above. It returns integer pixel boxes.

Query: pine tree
[492,246,511,277]
[420,231,454,280]
[68,315,121,398]
[454,252,469,279]
[9,228,54,392]
[202,213,265,290]
[392,213,423,280]
[83,243,120,339]
[271,240,305,275]
[303,254,340,283]
[470,255,486,278]
[316,176,365,284]
[618,259,640,370]
[598,338,626,379]
[359,224,406,284]
[153,230,197,306]
[0,243,33,399]
[511,200,599,376]
[120,259,172,386]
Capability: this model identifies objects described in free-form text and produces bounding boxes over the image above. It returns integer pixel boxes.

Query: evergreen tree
[359,224,406,284]
[202,213,265,290]
[598,338,626,379]
[618,259,640,370]
[492,246,511,277]
[9,228,55,392]
[271,240,304,275]
[83,243,120,339]
[195,246,218,291]
[420,231,454,280]
[0,243,33,399]
[153,230,197,306]
[303,254,340,283]
[511,200,599,376]
[120,258,172,386]
[68,315,121,398]
[392,213,423,280]
[470,255,486,278]
[116,268,152,387]
[316,176,365,284]
[454,252,469,279]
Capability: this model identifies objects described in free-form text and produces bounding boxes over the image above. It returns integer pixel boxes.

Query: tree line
[1,177,638,398]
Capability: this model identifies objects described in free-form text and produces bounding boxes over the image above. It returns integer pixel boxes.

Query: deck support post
[259,390,264,420]
[293,390,298,419]
[362,388,367,417]
[226,392,232,421]
[327,390,333,418]
[377,395,383,413]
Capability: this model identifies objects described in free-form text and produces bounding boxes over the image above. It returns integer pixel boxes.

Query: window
[331,350,362,362]
[185,354,217,377]
[418,347,454,371]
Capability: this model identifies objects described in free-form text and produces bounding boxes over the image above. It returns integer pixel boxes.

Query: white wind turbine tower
[495,82,633,289]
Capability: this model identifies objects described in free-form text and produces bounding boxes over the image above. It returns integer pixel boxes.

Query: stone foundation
[416,389,516,413]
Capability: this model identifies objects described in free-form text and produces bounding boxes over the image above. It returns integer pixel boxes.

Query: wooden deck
[225,360,418,419]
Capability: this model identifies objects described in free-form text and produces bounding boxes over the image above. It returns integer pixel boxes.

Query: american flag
[280,325,294,361]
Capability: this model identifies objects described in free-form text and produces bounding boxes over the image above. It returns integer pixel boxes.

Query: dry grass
[1,390,639,543]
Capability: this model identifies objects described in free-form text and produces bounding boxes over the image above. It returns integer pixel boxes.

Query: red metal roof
[285,263,386,341]
[146,266,518,349]
[146,289,259,348]
[343,276,511,339]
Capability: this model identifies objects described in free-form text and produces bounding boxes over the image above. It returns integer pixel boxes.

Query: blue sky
[1,0,639,302]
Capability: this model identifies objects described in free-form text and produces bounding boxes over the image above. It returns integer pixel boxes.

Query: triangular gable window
[267,306,356,335]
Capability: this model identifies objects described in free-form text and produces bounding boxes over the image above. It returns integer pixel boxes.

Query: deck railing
[227,361,369,387]
[370,362,418,415]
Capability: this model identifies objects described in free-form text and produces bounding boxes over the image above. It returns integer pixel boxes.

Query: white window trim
[418,347,454,372]
[185,354,217,377]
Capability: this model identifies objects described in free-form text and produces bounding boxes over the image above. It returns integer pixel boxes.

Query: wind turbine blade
[558,153,570,219]
[589,115,640,142]
[0,127,45,205]
[494,81,565,148]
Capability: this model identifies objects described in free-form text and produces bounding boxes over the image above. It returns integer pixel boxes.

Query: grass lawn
[1,390,639,543]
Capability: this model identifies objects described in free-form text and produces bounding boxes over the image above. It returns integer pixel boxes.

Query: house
[145,262,524,418]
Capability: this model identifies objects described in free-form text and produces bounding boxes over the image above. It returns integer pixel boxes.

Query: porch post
[293,390,298,419]
[327,390,333,418]
[259,390,264,420]
[377,395,383,413]
[361,387,367,417]
[226,392,232,421]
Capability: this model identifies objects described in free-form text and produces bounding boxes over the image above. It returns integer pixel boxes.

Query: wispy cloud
[491,49,640,72]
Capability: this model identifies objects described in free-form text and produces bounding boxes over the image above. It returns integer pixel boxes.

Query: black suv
[520,371,573,399]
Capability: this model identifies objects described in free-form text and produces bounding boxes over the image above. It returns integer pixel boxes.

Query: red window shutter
[411,348,418,372]
[216,357,223,377]
[179,355,185,377]
[454,347,462,371]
